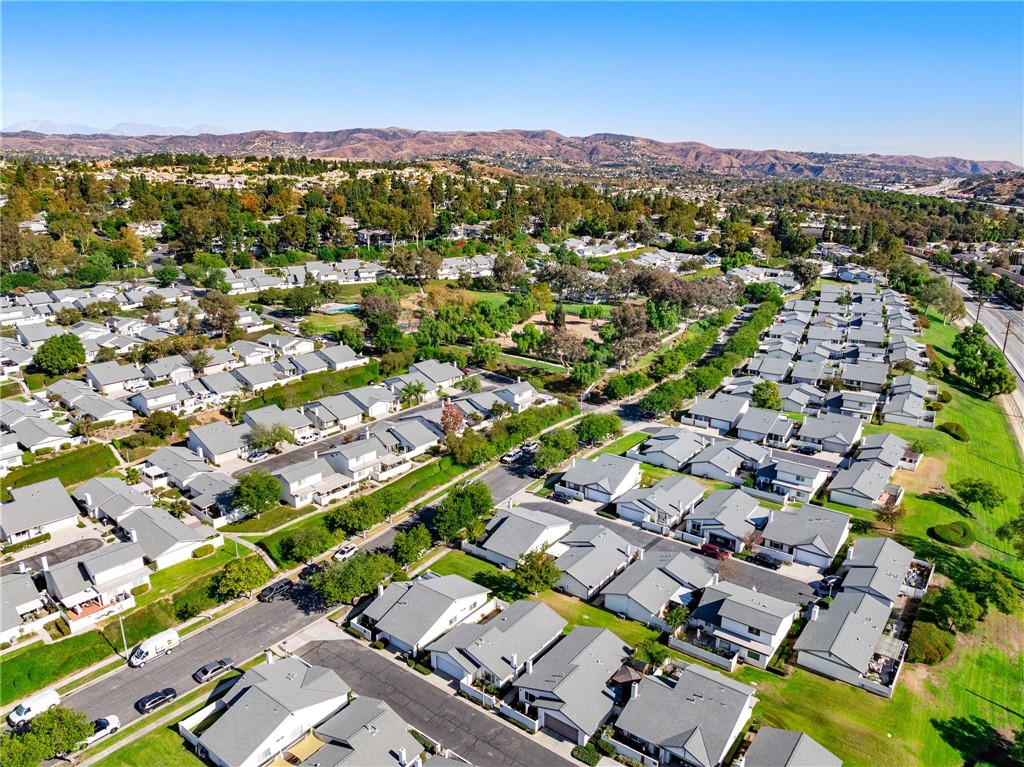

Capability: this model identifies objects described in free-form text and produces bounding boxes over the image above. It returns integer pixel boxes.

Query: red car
[699,543,730,560]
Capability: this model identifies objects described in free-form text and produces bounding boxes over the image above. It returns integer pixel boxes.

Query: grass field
[496,353,567,373]
[592,432,649,457]
[0,381,23,398]
[0,443,119,499]
[237,363,380,415]
[139,546,239,607]
[304,311,360,332]
[93,722,205,767]
[223,504,316,534]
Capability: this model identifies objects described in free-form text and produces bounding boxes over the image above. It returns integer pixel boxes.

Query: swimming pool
[323,304,360,314]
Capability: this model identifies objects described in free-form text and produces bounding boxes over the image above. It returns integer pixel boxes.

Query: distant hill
[2,121,230,136]
[952,172,1024,206]
[1,126,1018,181]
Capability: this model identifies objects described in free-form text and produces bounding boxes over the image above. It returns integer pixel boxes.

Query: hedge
[1,533,51,554]
[571,746,601,767]
[907,621,956,664]
[191,544,215,558]
[131,584,151,597]
[938,390,953,403]
[939,421,969,441]
[931,521,976,548]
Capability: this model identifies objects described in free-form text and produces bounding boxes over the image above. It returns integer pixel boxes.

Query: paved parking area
[0,527,104,576]
[299,638,574,767]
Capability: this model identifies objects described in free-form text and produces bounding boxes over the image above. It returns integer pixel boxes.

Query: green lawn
[1,381,23,398]
[1,443,119,499]
[592,431,649,458]
[93,723,205,767]
[561,303,614,318]
[24,369,85,392]
[496,353,567,373]
[139,546,240,607]
[223,504,316,534]
[305,311,360,332]
[237,363,380,415]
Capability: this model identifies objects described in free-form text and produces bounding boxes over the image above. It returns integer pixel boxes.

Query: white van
[7,690,60,727]
[128,629,179,668]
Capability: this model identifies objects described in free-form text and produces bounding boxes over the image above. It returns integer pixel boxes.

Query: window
[747,651,761,661]
[748,626,761,636]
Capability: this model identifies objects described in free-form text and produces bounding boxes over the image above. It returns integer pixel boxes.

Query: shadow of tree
[920,492,973,518]
[931,715,1014,767]
[898,533,1024,589]
[850,518,876,535]
[469,570,527,603]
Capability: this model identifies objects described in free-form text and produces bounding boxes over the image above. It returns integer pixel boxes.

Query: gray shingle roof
[857,433,910,468]
[797,414,861,445]
[1,478,79,539]
[743,727,842,767]
[687,394,748,422]
[244,404,314,431]
[616,475,705,519]
[310,696,421,767]
[842,537,914,604]
[829,461,892,501]
[554,525,632,592]
[481,507,569,562]
[363,574,489,649]
[761,505,850,558]
[794,590,891,673]
[602,551,714,616]
[85,361,145,385]
[693,581,799,635]
[634,427,709,465]
[560,454,639,494]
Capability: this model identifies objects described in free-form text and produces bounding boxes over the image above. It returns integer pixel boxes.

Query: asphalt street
[300,639,574,767]
[0,538,102,576]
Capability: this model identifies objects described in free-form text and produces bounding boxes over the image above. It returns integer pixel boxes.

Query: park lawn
[223,504,316,534]
[429,549,501,582]
[305,311,360,332]
[93,721,205,767]
[237,363,380,415]
[496,353,567,373]
[1,443,119,500]
[561,303,614,318]
[592,432,648,458]
[138,546,240,607]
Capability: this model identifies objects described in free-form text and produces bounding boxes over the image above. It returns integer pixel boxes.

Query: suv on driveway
[751,552,782,570]
[698,543,730,560]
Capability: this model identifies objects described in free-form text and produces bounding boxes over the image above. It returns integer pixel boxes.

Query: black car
[136,688,176,714]
[751,552,782,570]
[194,658,235,684]
[817,574,843,594]
[258,580,294,602]
[528,466,547,479]
[551,492,573,505]
[797,446,818,456]
[299,562,324,581]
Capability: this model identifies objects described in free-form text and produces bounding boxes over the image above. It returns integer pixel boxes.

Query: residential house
[0,478,81,544]
[115,506,214,569]
[827,390,880,422]
[735,409,795,447]
[473,506,571,569]
[303,394,364,434]
[274,458,357,508]
[829,461,902,511]
[139,446,218,492]
[746,356,791,382]
[0,573,46,645]
[611,666,756,767]
[681,395,750,435]
[683,489,766,553]
[603,551,714,630]
[427,600,567,687]
[776,383,826,414]
[190,348,236,376]
[789,360,824,386]
[793,414,863,456]
[616,476,706,533]
[847,326,886,350]
[84,361,147,396]
[841,537,916,606]
[228,340,275,367]
[193,658,351,767]
[493,380,544,414]
[888,375,937,401]
[66,392,136,424]
[314,344,368,372]
[556,454,642,504]
[296,696,424,767]
[73,477,149,522]
[231,363,284,392]
[756,455,831,503]
[10,418,72,453]
[142,355,195,385]
[358,572,493,654]
[687,440,769,485]
[513,627,631,746]
[857,433,921,472]
[625,427,709,472]
[689,580,799,669]
[243,404,316,441]
[199,371,245,402]
[881,394,935,429]
[553,524,633,600]
[129,384,198,417]
[187,421,253,464]
[43,542,149,632]
[759,505,851,568]
[321,437,392,482]
[739,727,842,767]
[259,333,316,357]
[407,359,464,390]
[344,386,400,418]
[839,362,888,393]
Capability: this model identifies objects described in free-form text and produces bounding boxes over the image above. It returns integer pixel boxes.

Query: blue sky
[3,2,1021,163]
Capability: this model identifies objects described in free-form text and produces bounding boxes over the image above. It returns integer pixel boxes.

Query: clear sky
[3,2,1021,163]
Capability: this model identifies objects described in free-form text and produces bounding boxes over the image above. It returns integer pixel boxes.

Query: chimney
[398,747,407,767]
[631,682,639,700]
[194,445,204,460]
[84,492,93,509]
[625,544,633,559]
[18,561,26,574]
[313,450,318,461]
[128,528,138,543]
[511,653,518,668]
[507,498,513,509]
[810,605,820,622]
[376,583,384,598]
[41,556,49,572]
[517,376,521,383]
[525,659,533,674]
[265,650,274,664]
[571,457,576,467]
[711,572,719,585]
[768,510,774,523]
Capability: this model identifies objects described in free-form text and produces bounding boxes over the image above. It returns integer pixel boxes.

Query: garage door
[543,713,581,744]
[432,652,468,682]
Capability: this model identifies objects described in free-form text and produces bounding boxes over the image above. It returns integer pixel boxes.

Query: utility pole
[118,614,128,657]
[1004,322,1013,354]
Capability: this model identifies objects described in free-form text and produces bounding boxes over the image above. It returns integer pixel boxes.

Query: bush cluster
[571,745,601,767]
[938,390,953,403]
[931,521,976,547]
[191,544,215,558]
[907,621,956,664]
[939,422,969,441]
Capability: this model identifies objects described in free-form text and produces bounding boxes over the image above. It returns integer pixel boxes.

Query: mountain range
[1,126,1018,181]
[2,120,231,136]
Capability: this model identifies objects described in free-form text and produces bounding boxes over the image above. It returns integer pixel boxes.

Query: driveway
[299,638,574,767]
[0,537,103,576]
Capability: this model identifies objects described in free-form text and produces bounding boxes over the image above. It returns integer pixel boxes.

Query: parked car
[796,445,818,456]
[247,450,269,463]
[522,441,540,454]
[295,432,320,446]
[698,543,729,560]
[194,658,235,684]
[500,448,523,464]
[333,544,358,562]
[551,492,573,505]
[751,552,782,570]
[528,466,547,479]
[7,690,60,728]
[136,688,176,714]
[257,580,294,602]
[128,629,179,667]
[83,716,120,746]
[817,574,843,594]
[299,562,325,580]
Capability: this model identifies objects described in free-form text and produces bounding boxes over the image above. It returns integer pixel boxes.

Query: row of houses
[0,283,188,328]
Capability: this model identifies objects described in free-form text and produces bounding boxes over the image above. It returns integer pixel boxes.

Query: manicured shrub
[191,544,215,558]
[131,584,150,597]
[928,401,944,411]
[938,390,952,403]
[939,422,969,441]
[907,621,956,664]
[20,452,34,465]
[931,521,976,548]
[571,745,601,767]
[36,447,53,456]
[372,640,387,650]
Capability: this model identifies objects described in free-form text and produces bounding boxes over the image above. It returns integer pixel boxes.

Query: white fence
[458,681,539,733]
[602,735,659,767]
[668,634,740,672]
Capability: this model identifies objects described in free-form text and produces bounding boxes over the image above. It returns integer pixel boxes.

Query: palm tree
[400,381,428,407]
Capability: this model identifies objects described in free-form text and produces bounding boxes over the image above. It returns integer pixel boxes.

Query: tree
[33,333,85,376]
[0,731,47,767]
[285,285,321,315]
[471,341,501,366]
[876,501,908,531]
[188,349,212,373]
[124,466,141,484]
[968,567,1020,617]
[533,443,566,473]
[281,525,334,563]
[233,470,281,517]
[198,290,239,339]
[28,705,93,759]
[248,422,295,452]
[310,552,398,605]
[937,289,966,325]
[953,477,1006,513]
[665,604,690,632]
[933,584,982,634]
[399,380,428,407]
[434,481,493,542]
[143,410,179,440]
[493,253,525,289]
[217,556,272,599]
[54,306,82,326]
[571,361,603,388]
[514,549,561,595]
[637,640,670,669]
[969,273,997,307]
[789,258,822,287]
[751,380,783,410]
[996,502,1024,558]
[456,376,482,393]
[335,325,365,351]
[392,523,432,567]
[153,265,180,287]
[574,413,621,445]
[440,400,465,435]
